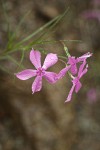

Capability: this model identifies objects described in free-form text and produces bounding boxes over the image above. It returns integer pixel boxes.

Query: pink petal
[32,76,42,94]
[44,71,57,84]
[30,49,41,69]
[42,53,58,70]
[75,81,82,93]
[57,66,70,79]
[65,84,75,102]
[70,64,77,75]
[80,64,88,78]
[78,60,87,78]
[77,52,93,62]
[68,56,76,65]
[67,57,78,75]
[15,69,37,80]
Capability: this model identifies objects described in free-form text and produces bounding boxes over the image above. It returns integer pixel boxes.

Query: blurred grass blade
[41,7,70,39]
[1,0,11,41]
[7,56,24,68]
[31,39,82,45]
[7,10,31,50]
[27,7,70,48]
[16,49,25,71]
[0,65,11,74]
[13,15,61,49]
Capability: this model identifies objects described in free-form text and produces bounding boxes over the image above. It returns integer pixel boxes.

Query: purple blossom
[65,60,88,102]
[82,10,100,22]
[15,49,58,94]
[67,52,92,75]
[87,88,97,103]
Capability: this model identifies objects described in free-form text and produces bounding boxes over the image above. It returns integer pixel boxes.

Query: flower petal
[30,49,41,69]
[67,57,78,75]
[65,84,75,102]
[80,64,88,78]
[77,52,93,62]
[70,64,77,75]
[32,76,42,94]
[15,69,37,80]
[42,53,58,70]
[67,56,76,65]
[57,66,70,80]
[75,80,82,93]
[44,71,57,84]
[78,60,87,78]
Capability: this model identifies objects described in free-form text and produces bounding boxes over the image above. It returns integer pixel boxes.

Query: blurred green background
[0,0,100,150]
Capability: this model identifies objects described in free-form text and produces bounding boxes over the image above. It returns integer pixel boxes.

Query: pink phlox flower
[87,88,97,104]
[82,10,100,22]
[67,52,92,75]
[55,52,92,81]
[65,60,88,102]
[15,49,58,94]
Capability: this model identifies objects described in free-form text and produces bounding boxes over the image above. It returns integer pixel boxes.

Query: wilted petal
[75,80,82,93]
[57,66,70,79]
[44,71,57,83]
[15,69,37,80]
[65,84,75,102]
[42,53,58,70]
[30,49,41,69]
[32,76,42,94]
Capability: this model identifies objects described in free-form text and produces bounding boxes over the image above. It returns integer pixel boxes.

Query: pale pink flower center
[36,68,45,76]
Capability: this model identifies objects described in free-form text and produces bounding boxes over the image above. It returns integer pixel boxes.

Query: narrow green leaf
[7,56,24,68]
[16,49,25,71]
[26,7,70,48]
[0,65,11,74]
[13,15,60,49]
[6,10,31,50]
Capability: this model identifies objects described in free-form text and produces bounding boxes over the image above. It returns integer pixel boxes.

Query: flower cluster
[15,49,92,102]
